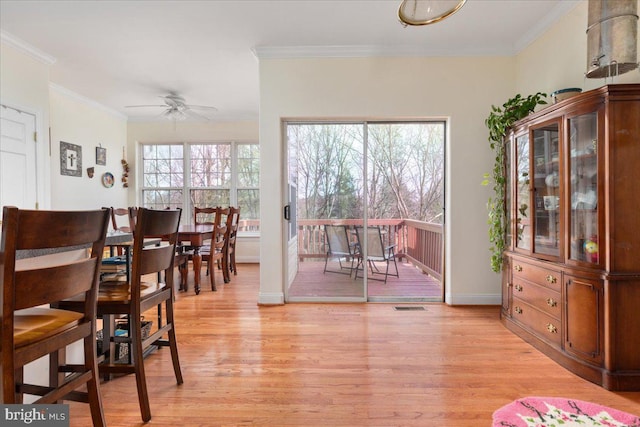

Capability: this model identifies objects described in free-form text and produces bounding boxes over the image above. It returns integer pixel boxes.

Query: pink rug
[493,396,640,427]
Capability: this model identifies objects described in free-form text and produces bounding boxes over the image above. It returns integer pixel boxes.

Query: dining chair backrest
[1,206,110,313]
[194,206,223,226]
[129,208,182,306]
[226,206,241,239]
[110,206,136,232]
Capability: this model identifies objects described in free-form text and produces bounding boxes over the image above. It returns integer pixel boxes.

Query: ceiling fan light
[165,108,187,121]
[398,0,467,26]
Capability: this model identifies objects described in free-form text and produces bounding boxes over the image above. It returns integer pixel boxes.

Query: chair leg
[131,320,152,422]
[231,249,237,276]
[222,252,230,283]
[209,259,217,291]
[8,368,22,403]
[323,252,330,273]
[178,260,188,292]
[165,299,183,385]
[49,348,65,403]
[84,334,106,427]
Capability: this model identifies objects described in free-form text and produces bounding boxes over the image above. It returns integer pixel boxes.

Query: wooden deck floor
[289,258,442,300]
[67,264,640,426]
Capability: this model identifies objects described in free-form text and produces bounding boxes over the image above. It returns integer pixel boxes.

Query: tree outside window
[141,142,259,232]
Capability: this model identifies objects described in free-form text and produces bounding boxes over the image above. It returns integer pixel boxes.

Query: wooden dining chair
[194,206,229,288]
[201,223,227,291]
[107,206,136,256]
[225,206,241,277]
[0,206,110,427]
[111,207,135,233]
[59,207,183,422]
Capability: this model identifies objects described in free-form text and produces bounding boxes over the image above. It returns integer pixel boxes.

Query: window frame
[138,141,259,236]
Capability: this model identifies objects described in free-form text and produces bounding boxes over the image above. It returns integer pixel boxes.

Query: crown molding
[252,44,509,59]
[0,30,56,65]
[514,0,582,53]
[49,83,127,120]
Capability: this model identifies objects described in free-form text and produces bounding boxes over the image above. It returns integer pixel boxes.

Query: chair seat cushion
[97,280,167,302]
[14,307,83,348]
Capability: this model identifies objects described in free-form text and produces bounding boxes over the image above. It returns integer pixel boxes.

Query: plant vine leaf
[483,92,547,272]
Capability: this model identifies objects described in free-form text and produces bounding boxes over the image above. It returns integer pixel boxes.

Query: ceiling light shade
[398,0,467,26]
[164,107,187,121]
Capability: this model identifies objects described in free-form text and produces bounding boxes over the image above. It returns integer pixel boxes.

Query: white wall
[127,120,260,262]
[0,41,51,210]
[49,85,129,211]
[258,56,517,305]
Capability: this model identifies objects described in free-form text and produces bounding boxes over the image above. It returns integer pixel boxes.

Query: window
[140,142,259,233]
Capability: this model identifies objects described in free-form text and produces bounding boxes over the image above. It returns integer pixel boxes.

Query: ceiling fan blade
[186,104,218,111]
[125,104,167,108]
[183,109,212,121]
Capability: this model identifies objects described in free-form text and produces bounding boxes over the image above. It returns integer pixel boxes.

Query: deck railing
[297,218,443,281]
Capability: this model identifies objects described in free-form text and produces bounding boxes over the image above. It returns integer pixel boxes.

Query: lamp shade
[398,0,467,26]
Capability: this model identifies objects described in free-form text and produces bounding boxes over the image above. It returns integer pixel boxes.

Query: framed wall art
[60,141,82,177]
[96,146,106,165]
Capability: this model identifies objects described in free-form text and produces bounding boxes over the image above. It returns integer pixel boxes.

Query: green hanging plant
[482,92,547,273]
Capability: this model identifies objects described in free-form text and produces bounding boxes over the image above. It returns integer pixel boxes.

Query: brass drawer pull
[546,275,557,284]
[514,306,523,314]
[546,323,558,334]
[515,284,523,292]
[546,298,557,307]
[514,265,523,272]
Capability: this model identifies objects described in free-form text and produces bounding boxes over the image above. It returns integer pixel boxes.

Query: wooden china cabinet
[501,84,640,391]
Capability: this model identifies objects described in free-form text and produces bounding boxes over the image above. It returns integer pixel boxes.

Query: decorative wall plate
[102,172,115,188]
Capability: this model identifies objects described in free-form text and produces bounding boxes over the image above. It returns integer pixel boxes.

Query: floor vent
[393,306,426,311]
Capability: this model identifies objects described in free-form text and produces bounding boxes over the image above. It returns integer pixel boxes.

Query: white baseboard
[258,291,284,305]
[445,293,502,305]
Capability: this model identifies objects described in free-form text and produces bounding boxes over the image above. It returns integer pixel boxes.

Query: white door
[0,106,38,217]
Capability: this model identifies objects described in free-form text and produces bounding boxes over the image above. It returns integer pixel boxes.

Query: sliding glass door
[284,121,445,302]
[285,123,366,301]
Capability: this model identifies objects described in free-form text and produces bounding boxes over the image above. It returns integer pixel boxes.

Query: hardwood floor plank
[67,264,640,426]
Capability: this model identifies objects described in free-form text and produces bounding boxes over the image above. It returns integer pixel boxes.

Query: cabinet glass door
[532,123,560,257]
[515,134,530,250]
[568,112,598,263]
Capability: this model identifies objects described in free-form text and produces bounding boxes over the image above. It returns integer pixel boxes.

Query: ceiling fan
[125,93,218,121]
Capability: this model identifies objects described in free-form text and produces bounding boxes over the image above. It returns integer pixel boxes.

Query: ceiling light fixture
[398,0,467,26]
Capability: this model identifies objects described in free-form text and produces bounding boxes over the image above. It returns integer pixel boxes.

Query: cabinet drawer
[512,278,561,319]
[512,260,561,292]
[512,298,562,347]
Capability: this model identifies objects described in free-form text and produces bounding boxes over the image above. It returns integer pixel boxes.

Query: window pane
[141,142,259,233]
[238,144,260,187]
[190,189,230,208]
[190,144,231,187]
[238,189,260,232]
[142,144,183,183]
[142,189,183,210]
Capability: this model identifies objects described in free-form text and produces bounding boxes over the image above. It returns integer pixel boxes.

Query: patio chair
[354,225,399,283]
[323,225,358,276]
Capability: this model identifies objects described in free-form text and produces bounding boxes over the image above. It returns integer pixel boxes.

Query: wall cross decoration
[60,141,82,177]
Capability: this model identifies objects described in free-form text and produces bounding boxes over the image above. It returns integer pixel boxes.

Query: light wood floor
[69,263,640,426]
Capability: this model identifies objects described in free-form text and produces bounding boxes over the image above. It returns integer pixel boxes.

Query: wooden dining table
[177,224,214,295]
